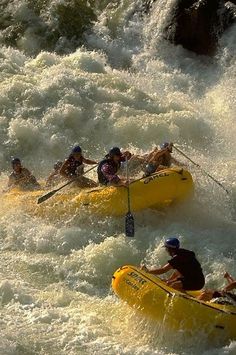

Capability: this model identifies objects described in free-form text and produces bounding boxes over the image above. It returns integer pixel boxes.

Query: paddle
[37,164,98,204]
[125,158,135,237]
[173,145,229,194]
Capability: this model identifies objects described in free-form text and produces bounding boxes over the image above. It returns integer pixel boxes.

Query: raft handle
[215,325,225,330]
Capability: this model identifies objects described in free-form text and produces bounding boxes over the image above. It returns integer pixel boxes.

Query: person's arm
[223,282,236,293]
[83,157,98,165]
[224,272,235,284]
[143,263,173,275]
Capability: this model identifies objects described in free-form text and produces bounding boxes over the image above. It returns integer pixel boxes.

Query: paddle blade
[37,190,57,204]
[125,212,135,237]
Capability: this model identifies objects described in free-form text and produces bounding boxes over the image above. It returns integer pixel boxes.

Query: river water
[0,0,236,354]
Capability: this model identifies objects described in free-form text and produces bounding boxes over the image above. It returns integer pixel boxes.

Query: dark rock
[143,0,236,56]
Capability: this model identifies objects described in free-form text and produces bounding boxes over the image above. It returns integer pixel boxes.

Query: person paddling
[141,237,205,291]
[144,142,182,176]
[8,158,40,190]
[198,272,236,304]
[60,145,98,188]
[97,147,129,186]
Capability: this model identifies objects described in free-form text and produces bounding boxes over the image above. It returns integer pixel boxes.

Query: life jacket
[65,155,83,177]
[97,158,121,185]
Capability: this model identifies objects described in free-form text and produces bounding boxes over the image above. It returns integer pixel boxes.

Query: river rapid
[0,0,236,354]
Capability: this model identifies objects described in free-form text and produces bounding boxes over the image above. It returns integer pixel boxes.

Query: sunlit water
[0,0,236,354]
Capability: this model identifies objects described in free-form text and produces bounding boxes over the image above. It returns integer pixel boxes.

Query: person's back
[168,248,205,290]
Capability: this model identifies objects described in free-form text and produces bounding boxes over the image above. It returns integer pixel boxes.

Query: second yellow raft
[112,265,236,342]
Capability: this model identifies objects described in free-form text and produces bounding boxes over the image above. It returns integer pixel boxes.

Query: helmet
[164,237,180,249]
[72,145,82,154]
[54,161,63,170]
[109,147,122,157]
[11,158,21,166]
[160,142,169,149]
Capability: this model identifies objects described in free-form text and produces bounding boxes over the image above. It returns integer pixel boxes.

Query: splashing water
[0,0,236,354]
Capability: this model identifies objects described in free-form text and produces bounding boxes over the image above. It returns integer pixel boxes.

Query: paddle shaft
[125,158,135,237]
[173,146,229,194]
[126,158,131,212]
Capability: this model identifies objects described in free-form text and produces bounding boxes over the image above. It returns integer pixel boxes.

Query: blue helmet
[11,157,21,166]
[164,237,180,249]
[160,142,169,149]
[72,145,82,154]
[109,147,122,157]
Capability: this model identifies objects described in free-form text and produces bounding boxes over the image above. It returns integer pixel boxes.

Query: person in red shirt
[141,237,205,291]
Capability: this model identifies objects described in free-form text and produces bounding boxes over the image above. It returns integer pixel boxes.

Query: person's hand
[119,180,130,187]
[224,272,230,279]
[122,151,132,160]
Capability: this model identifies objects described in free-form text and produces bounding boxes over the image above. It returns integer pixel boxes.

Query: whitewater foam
[0,0,236,354]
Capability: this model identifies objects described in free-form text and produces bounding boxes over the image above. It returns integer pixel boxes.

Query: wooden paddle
[37,164,98,204]
[173,145,229,194]
[125,158,135,237]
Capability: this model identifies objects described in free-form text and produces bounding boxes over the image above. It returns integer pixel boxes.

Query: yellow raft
[2,167,194,217]
[112,265,236,341]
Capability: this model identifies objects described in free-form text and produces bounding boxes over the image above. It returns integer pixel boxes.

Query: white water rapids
[0,0,236,354]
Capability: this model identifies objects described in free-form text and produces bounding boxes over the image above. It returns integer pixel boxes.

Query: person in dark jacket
[97,147,130,186]
[60,145,98,188]
[141,237,205,291]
